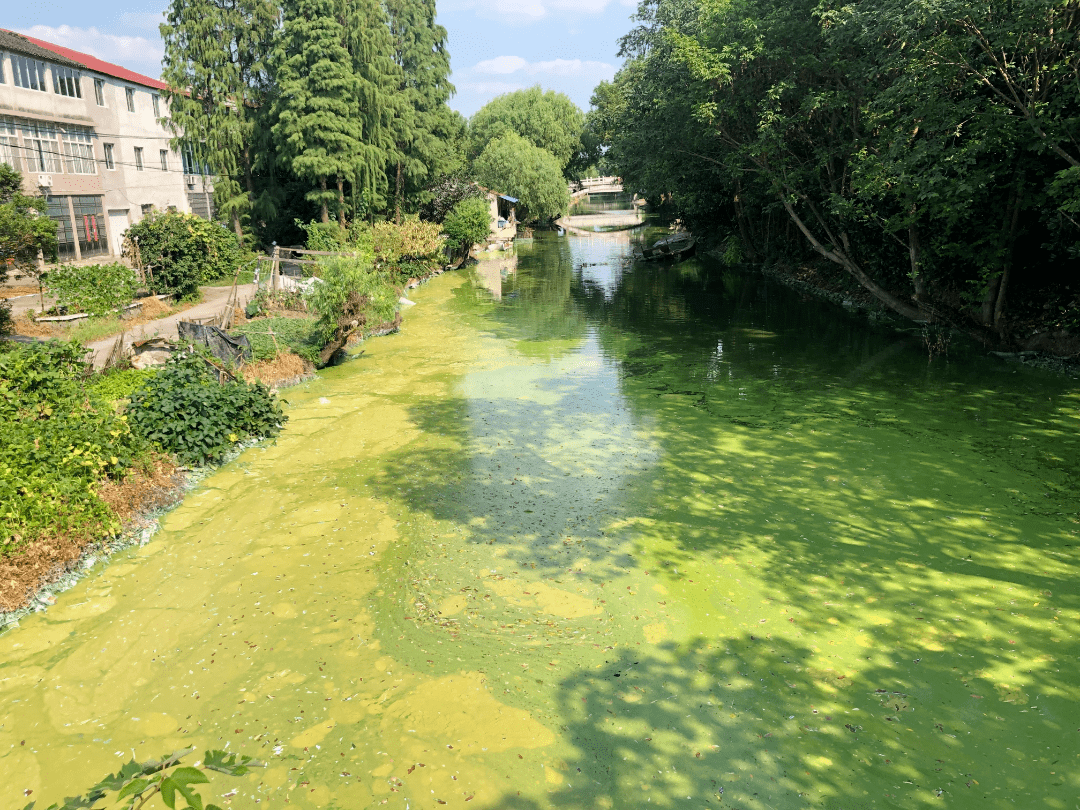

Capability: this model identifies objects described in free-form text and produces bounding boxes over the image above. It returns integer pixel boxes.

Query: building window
[61,125,95,174]
[126,87,135,112]
[103,143,115,170]
[0,118,18,170]
[0,53,6,84]
[53,65,82,98]
[134,146,144,171]
[159,149,168,171]
[141,203,154,217]
[152,94,161,118]
[20,121,62,173]
[11,54,48,92]
[94,78,105,106]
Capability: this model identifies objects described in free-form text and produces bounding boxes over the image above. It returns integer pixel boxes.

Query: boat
[640,232,696,260]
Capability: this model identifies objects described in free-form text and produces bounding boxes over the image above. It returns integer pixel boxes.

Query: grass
[201,267,258,288]
[233,315,322,364]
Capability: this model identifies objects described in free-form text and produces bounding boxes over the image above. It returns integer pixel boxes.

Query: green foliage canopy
[468,86,588,175]
[126,211,240,300]
[472,133,570,222]
[441,196,492,253]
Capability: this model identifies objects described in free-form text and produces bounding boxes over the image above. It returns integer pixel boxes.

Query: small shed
[483,190,517,250]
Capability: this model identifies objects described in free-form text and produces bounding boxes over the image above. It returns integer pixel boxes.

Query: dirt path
[84,284,256,368]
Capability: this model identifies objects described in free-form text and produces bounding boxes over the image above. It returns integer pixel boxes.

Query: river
[2,230,1079,809]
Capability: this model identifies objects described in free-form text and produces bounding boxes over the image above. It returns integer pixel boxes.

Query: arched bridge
[570,176,624,197]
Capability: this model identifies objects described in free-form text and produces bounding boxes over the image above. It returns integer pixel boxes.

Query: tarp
[499,195,518,203]
[177,321,253,365]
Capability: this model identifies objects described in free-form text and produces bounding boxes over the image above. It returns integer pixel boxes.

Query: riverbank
[747,257,1080,377]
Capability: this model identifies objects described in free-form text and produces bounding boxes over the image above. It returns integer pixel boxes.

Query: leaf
[170,767,209,786]
[116,779,151,801]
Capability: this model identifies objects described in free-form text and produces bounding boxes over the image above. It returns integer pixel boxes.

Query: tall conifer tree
[160,0,277,246]
[338,0,400,218]
[272,0,363,224]
[384,0,459,220]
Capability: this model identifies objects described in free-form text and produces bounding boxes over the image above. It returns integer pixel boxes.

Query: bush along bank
[0,341,287,618]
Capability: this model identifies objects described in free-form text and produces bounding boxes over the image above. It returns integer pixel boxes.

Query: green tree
[160,0,277,247]
[272,0,364,225]
[384,0,462,220]
[441,196,491,255]
[0,164,57,332]
[468,86,587,174]
[472,133,570,222]
[340,0,401,219]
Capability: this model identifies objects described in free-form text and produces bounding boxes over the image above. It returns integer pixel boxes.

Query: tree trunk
[395,161,404,225]
[908,224,926,300]
[320,177,330,224]
[780,197,925,321]
[734,181,758,262]
[337,177,346,230]
[231,210,244,249]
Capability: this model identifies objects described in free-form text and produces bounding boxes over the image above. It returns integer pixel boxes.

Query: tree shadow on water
[481,632,1068,809]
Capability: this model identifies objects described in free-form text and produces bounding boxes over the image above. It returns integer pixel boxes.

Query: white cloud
[441,0,615,21]
[17,24,164,78]
[456,80,527,98]
[466,55,616,81]
[473,55,530,75]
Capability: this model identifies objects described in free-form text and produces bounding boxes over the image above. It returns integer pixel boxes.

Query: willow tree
[384,0,459,221]
[160,0,277,246]
[339,0,400,218]
[272,0,363,225]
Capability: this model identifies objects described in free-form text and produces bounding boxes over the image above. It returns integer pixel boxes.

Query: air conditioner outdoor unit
[185,175,199,185]
[38,174,52,188]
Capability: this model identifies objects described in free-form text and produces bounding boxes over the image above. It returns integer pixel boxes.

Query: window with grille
[53,65,81,98]
[152,94,160,118]
[134,146,144,171]
[159,149,168,171]
[94,78,105,106]
[61,126,95,174]
[182,147,196,176]
[0,118,18,170]
[20,121,62,173]
[104,143,115,170]
[125,87,135,112]
[11,55,47,91]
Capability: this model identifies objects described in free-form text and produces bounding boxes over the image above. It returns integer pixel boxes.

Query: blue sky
[10,0,637,117]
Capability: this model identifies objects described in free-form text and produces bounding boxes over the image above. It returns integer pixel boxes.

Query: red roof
[17,32,169,92]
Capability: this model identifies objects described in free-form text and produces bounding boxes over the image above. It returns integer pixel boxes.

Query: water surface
[2,232,1078,809]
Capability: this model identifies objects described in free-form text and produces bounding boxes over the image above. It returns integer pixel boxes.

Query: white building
[0,29,213,262]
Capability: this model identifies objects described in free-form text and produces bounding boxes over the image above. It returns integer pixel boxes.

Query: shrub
[125,211,241,299]
[372,218,444,282]
[442,197,492,253]
[127,354,286,467]
[0,341,147,555]
[46,262,139,317]
[305,255,400,365]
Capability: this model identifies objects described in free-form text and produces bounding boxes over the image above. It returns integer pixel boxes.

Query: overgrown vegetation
[233,315,322,364]
[125,211,241,300]
[0,342,147,557]
[372,217,443,282]
[46,263,140,317]
[472,132,570,222]
[127,354,286,467]
[308,254,400,365]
